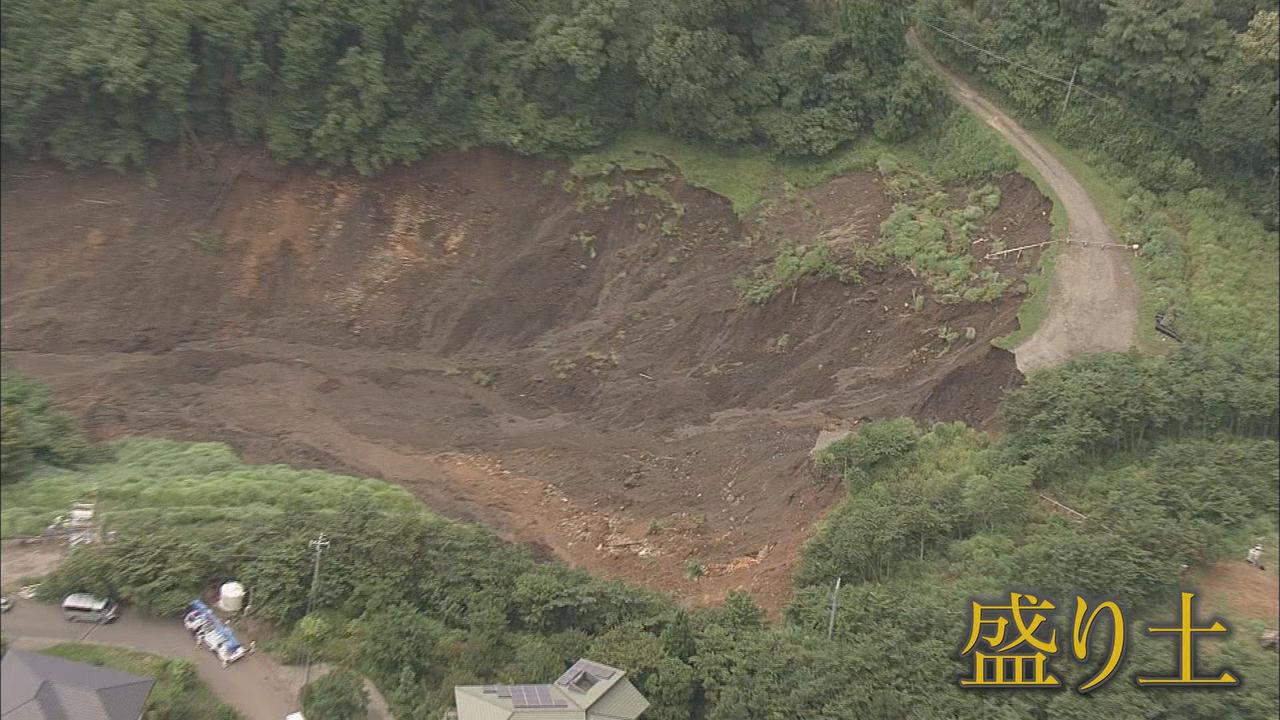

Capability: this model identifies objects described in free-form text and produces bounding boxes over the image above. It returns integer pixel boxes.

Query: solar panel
[509,684,567,708]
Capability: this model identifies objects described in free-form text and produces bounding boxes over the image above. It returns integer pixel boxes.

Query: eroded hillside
[0,148,1051,610]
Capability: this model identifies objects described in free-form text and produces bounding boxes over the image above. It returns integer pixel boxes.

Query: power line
[914,16,1217,153]
[918,19,1080,89]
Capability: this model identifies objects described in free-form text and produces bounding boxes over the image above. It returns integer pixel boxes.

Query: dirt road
[0,601,392,720]
[911,31,1139,373]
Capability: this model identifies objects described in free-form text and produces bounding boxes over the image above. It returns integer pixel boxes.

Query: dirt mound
[0,148,1050,612]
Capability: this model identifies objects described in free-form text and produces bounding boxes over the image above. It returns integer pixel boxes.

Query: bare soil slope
[0,148,1050,611]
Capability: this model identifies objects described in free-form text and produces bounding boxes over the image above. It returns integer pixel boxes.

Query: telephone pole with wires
[826,576,842,640]
[1061,64,1079,116]
[302,532,330,688]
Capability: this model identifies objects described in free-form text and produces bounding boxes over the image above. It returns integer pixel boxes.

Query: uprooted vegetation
[735,156,1010,306]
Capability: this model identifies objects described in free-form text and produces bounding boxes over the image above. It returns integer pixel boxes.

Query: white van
[62,593,120,623]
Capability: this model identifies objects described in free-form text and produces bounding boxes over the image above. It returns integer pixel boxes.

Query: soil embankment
[1,148,1050,611]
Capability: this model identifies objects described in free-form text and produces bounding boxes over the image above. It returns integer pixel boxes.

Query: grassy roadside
[915,40,1278,352]
[1026,130,1167,351]
[39,643,241,720]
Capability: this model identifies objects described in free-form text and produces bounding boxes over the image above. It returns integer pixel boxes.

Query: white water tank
[218,582,245,613]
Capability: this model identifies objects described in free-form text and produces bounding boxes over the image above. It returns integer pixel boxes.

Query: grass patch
[917,112,1018,183]
[188,230,224,255]
[572,130,777,213]
[775,139,895,189]
[737,160,1012,306]
[0,438,420,539]
[40,643,241,720]
[877,178,1009,303]
[571,112,1029,218]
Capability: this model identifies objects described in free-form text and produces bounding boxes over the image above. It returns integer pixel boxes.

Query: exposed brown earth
[0,147,1050,612]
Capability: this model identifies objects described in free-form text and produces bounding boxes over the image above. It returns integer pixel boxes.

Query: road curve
[909,30,1139,373]
[1,602,392,720]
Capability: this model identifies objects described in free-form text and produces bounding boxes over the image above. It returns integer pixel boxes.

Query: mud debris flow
[0,148,1050,612]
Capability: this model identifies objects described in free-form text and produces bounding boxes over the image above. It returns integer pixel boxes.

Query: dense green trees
[919,0,1280,226]
[807,345,1279,609]
[999,346,1279,477]
[791,343,1279,717]
[0,0,945,172]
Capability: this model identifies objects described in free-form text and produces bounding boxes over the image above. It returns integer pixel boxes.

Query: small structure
[217,581,246,613]
[1260,629,1279,652]
[41,499,100,548]
[1246,544,1263,566]
[454,659,649,720]
[0,648,154,720]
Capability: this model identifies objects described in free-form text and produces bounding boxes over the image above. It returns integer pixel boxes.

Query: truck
[183,599,248,667]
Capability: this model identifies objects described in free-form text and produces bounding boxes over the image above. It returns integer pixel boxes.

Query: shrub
[301,669,369,720]
[815,418,920,487]
[1,369,98,483]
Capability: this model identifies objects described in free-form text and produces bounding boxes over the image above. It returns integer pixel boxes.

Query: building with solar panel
[453,658,650,720]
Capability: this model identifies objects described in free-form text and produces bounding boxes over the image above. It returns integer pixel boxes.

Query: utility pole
[826,576,842,640]
[1060,64,1079,116]
[302,533,330,688]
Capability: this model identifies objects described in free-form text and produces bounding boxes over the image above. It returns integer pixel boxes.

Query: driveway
[1,600,392,720]
[910,30,1139,373]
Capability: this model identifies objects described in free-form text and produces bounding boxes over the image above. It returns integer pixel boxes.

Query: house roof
[1,649,155,720]
[454,659,648,720]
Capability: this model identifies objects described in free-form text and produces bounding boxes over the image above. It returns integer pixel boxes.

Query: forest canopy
[0,0,947,173]
[919,0,1280,226]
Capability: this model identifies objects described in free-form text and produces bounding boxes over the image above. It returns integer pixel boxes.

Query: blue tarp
[187,599,242,653]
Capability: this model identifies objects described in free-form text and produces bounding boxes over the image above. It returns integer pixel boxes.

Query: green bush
[301,669,369,720]
[735,244,841,305]
[815,418,921,485]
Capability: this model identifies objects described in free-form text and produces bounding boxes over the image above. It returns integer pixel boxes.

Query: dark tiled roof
[1,649,154,720]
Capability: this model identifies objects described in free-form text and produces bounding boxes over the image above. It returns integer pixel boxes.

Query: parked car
[0,595,12,613]
[61,593,119,623]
